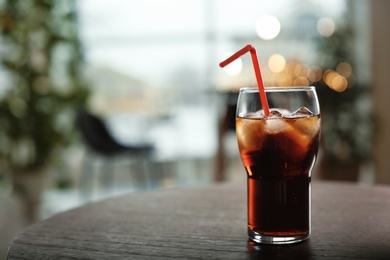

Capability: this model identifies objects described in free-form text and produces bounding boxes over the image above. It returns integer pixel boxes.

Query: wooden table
[7,181,390,259]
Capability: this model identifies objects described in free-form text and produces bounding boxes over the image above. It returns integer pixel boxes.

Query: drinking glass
[236,87,321,244]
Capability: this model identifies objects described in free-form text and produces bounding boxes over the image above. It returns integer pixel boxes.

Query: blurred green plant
[0,0,89,173]
[314,23,374,165]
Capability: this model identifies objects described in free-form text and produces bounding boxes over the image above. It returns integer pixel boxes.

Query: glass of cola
[236,86,321,244]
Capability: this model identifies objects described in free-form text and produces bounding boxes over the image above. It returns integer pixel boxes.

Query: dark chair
[214,91,238,182]
[76,110,154,197]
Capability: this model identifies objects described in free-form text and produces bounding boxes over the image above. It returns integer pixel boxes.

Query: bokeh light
[276,71,293,86]
[336,62,352,78]
[293,76,310,86]
[268,54,286,73]
[323,69,348,92]
[260,58,354,92]
[256,15,281,40]
[286,61,302,77]
[310,66,323,82]
[317,17,335,37]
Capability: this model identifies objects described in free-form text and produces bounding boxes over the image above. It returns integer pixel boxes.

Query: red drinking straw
[219,44,270,117]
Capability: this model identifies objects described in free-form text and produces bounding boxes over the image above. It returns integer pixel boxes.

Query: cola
[236,108,320,239]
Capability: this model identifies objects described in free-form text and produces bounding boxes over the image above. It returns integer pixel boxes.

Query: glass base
[248,228,309,245]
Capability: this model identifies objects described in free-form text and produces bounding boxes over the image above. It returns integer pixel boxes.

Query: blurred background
[0,0,389,257]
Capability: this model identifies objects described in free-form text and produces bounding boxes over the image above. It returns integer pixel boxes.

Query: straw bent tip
[218,43,270,117]
[219,44,256,68]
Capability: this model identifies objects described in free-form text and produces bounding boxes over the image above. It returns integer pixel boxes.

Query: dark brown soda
[236,115,320,237]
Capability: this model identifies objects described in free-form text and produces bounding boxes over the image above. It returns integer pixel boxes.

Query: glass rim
[239,86,316,93]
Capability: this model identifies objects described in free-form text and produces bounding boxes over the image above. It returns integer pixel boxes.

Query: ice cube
[246,110,265,119]
[265,118,288,134]
[268,110,284,118]
[263,109,288,134]
[289,107,315,118]
[268,109,291,118]
[290,116,321,139]
[236,117,266,151]
[265,110,291,134]
[285,107,320,138]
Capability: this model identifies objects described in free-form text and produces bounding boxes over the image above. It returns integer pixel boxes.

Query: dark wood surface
[7,181,390,259]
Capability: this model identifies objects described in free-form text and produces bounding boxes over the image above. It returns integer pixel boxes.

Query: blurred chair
[75,110,154,197]
[214,91,238,182]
